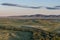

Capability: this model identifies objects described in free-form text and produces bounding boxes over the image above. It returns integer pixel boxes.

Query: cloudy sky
[0,0,60,16]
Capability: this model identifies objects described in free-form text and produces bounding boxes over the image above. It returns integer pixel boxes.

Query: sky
[0,0,60,16]
[0,0,60,6]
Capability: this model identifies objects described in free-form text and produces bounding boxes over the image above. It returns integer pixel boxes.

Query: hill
[0,16,60,40]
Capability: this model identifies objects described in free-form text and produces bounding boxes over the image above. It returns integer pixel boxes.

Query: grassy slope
[0,18,60,32]
[0,18,60,40]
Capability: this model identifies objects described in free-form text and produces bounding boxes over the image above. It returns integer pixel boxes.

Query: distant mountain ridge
[10,14,60,17]
[9,14,60,19]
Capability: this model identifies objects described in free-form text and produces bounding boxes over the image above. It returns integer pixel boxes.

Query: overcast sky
[0,0,60,16]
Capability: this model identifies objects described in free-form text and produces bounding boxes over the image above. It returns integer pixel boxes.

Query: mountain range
[8,14,60,19]
[9,14,60,17]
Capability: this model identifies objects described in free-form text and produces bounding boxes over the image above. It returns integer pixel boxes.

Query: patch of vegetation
[0,18,60,40]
